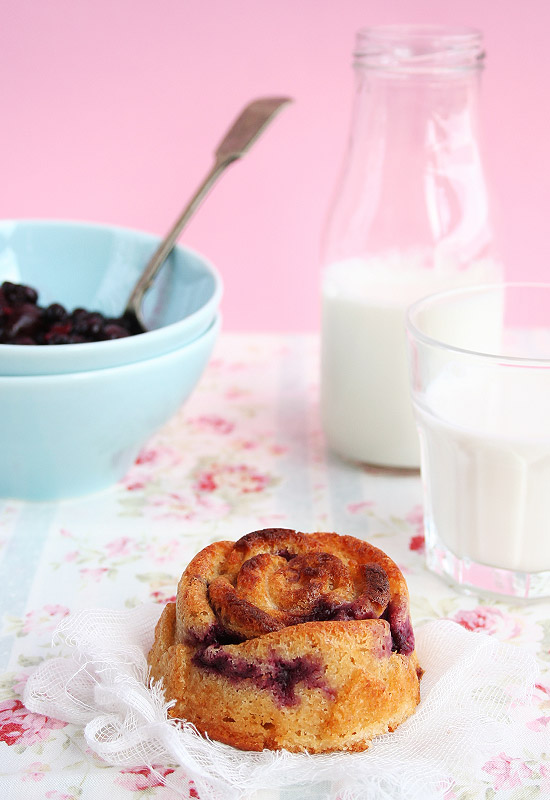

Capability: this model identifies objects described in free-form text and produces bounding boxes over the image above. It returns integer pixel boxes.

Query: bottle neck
[351,66,483,153]
[322,27,492,268]
[351,23,484,136]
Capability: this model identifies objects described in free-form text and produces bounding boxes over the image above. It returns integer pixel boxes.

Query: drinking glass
[407,283,550,599]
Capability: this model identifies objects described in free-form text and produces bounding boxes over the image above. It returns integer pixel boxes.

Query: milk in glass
[418,365,550,574]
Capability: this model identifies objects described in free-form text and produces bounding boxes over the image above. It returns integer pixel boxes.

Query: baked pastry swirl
[148,528,422,752]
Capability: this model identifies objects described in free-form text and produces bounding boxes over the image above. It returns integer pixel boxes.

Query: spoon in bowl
[124,96,292,333]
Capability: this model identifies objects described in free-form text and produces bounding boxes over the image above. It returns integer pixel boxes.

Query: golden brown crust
[148,528,421,753]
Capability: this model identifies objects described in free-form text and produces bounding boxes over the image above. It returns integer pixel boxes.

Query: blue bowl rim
[0,218,223,355]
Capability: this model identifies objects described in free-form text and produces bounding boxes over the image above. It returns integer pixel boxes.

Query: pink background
[2,0,549,331]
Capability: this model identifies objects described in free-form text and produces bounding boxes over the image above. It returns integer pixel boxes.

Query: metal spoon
[124,96,292,333]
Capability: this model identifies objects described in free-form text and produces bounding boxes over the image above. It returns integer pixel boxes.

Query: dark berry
[43,303,68,323]
[46,333,72,345]
[73,311,104,338]
[1,281,38,306]
[102,323,130,340]
[88,314,105,337]
[45,322,72,342]
[5,303,42,338]
[24,285,39,304]
[71,308,88,322]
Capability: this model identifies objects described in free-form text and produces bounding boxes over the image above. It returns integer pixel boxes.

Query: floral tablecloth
[0,333,549,799]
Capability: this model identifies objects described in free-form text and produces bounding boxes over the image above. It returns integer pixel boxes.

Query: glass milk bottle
[321,25,501,470]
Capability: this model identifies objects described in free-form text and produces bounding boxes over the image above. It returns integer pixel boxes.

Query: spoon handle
[125,96,292,330]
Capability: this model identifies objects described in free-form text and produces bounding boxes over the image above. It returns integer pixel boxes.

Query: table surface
[0,333,549,799]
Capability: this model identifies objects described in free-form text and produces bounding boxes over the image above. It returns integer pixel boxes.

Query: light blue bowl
[0,314,220,500]
[0,220,223,375]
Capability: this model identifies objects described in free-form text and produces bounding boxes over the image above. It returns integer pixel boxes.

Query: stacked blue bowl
[0,221,222,500]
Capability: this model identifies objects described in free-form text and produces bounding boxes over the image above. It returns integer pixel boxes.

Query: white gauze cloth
[24,605,541,800]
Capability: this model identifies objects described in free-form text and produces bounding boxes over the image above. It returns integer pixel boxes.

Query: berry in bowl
[0,280,138,345]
